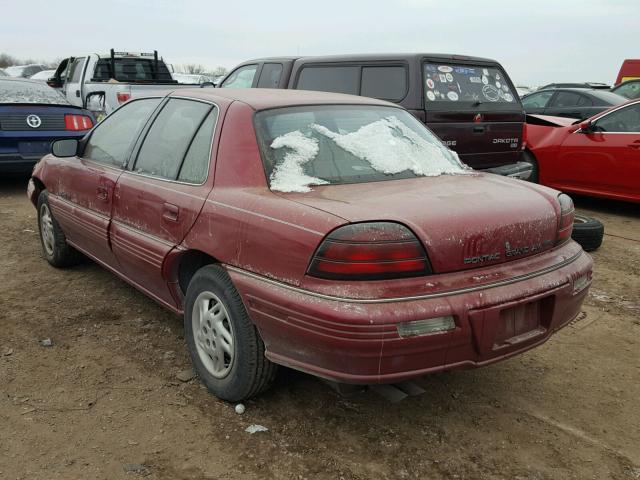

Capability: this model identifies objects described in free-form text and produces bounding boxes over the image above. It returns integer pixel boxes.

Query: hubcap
[192,291,235,378]
[40,204,55,256]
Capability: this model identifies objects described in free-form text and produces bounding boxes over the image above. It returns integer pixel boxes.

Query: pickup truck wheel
[571,215,604,252]
[184,265,277,402]
[37,190,82,268]
[523,150,539,183]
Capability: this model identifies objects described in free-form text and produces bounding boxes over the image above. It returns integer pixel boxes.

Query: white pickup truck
[47,50,202,118]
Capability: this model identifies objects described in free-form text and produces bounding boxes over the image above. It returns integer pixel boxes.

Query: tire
[37,190,82,268]
[571,215,604,252]
[523,150,539,183]
[184,265,277,401]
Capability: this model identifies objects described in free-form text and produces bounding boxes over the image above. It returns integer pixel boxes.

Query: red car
[525,98,640,203]
[28,89,592,401]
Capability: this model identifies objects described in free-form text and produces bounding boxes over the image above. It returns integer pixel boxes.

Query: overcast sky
[1,0,637,86]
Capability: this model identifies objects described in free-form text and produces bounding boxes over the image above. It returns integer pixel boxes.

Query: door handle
[75,90,81,98]
[162,203,179,222]
[96,186,108,201]
[628,141,640,150]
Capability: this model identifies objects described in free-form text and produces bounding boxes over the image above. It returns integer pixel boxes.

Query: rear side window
[257,63,283,88]
[552,91,583,107]
[361,66,407,101]
[221,65,258,88]
[178,109,217,183]
[84,98,161,167]
[296,66,359,95]
[522,91,554,109]
[424,63,516,107]
[134,99,212,180]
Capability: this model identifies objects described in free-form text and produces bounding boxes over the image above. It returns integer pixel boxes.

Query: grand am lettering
[505,240,553,257]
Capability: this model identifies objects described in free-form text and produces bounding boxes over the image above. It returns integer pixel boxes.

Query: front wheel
[184,265,276,401]
[522,150,539,183]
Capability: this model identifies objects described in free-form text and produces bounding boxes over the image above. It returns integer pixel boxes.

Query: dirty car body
[29,89,592,396]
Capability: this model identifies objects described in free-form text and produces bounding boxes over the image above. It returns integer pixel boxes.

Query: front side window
[134,99,212,180]
[361,66,407,101]
[69,57,85,83]
[220,65,257,88]
[296,66,359,95]
[594,104,640,132]
[522,91,554,109]
[254,105,469,193]
[257,63,283,88]
[83,98,161,167]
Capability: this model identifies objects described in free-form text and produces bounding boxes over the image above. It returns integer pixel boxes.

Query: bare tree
[0,53,18,68]
[213,66,228,77]
[180,64,207,74]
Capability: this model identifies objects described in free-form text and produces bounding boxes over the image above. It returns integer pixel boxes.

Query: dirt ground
[1,174,639,480]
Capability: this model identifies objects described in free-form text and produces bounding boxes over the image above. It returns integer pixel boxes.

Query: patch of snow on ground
[311,116,469,176]
[269,130,328,193]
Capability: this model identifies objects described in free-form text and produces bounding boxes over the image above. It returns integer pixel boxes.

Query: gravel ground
[1,174,639,480]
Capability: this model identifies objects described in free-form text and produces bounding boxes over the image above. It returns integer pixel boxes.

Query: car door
[48,97,161,270]
[64,57,87,107]
[111,98,218,307]
[521,91,554,115]
[554,103,640,198]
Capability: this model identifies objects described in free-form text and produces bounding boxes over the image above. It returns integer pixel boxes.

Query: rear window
[590,90,628,105]
[0,79,69,105]
[254,105,469,193]
[92,58,175,83]
[424,63,517,108]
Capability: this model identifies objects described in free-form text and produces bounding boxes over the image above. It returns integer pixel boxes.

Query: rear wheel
[37,190,82,268]
[572,215,604,252]
[184,265,276,401]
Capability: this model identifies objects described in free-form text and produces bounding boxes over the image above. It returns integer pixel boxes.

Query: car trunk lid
[279,174,560,274]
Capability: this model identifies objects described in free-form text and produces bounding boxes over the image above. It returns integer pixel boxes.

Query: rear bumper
[227,248,592,384]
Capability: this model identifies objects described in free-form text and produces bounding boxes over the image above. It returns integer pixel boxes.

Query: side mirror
[52,139,79,158]
[578,120,592,133]
[47,78,62,88]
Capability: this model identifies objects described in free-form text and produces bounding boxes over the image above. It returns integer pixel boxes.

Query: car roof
[169,88,397,110]
[235,53,499,66]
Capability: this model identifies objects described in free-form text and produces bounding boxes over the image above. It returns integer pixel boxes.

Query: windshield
[424,63,517,107]
[0,79,69,105]
[254,105,470,193]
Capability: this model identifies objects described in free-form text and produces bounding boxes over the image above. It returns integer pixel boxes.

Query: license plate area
[19,141,51,155]
[468,294,556,355]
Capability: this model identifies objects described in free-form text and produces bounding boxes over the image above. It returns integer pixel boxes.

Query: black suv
[220,53,528,176]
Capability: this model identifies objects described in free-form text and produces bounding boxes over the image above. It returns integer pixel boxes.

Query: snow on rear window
[256,105,469,193]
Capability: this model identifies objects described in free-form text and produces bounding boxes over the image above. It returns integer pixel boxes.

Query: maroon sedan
[28,89,592,401]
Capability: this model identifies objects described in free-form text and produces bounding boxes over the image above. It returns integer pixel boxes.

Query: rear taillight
[64,114,93,131]
[556,193,575,245]
[307,222,432,280]
[116,92,131,104]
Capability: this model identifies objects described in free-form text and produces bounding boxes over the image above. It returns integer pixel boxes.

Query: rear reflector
[556,194,575,245]
[64,114,93,131]
[397,316,455,337]
[307,222,432,281]
[573,272,591,294]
